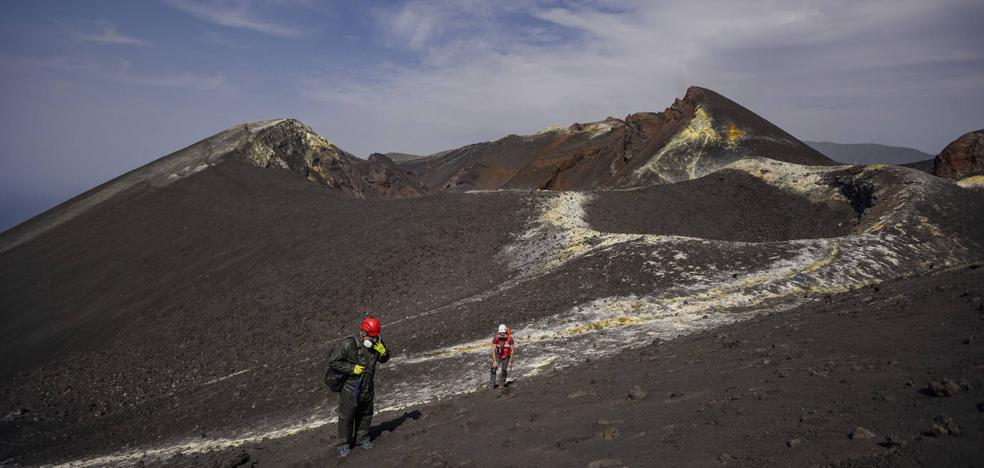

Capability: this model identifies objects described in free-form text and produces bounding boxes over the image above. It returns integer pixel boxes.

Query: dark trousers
[337,387,373,448]
[490,356,510,386]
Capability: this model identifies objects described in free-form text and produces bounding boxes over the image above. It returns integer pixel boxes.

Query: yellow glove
[372,341,387,355]
[352,364,365,375]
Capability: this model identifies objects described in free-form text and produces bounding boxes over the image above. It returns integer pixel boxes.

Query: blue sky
[2,0,983,232]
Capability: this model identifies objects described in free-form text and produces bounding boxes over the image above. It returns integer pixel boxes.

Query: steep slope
[0,119,422,254]
[806,141,933,165]
[0,160,534,464]
[398,86,835,191]
[198,264,984,468]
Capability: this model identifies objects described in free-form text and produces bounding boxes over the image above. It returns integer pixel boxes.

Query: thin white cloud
[5,55,224,91]
[104,58,226,90]
[110,71,226,90]
[162,0,304,38]
[298,0,984,158]
[379,2,442,50]
[74,23,148,46]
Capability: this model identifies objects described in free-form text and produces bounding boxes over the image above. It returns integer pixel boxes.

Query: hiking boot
[339,446,351,457]
[361,440,374,450]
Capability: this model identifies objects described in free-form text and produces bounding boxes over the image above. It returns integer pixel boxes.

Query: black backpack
[324,337,357,392]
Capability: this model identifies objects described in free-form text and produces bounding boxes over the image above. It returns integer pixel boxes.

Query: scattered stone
[926,379,962,397]
[568,390,590,399]
[928,423,948,437]
[668,391,684,399]
[0,408,31,422]
[926,414,961,437]
[872,392,895,402]
[599,425,620,440]
[219,449,250,468]
[587,459,625,468]
[850,426,876,439]
[879,435,904,449]
[808,367,828,377]
[627,385,647,400]
[786,438,802,448]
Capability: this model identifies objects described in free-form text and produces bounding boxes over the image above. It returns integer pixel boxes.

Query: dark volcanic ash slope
[398,86,834,192]
[0,160,533,464]
[1,154,979,466]
[0,119,423,254]
[586,169,858,242]
[196,264,984,468]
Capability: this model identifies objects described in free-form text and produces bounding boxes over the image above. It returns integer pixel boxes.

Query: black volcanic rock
[237,119,423,199]
[365,153,428,195]
[934,129,984,180]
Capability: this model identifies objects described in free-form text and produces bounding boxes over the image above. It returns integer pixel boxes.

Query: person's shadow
[370,410,422,439]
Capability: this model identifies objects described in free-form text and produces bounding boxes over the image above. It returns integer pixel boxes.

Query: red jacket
[492,333,514,359]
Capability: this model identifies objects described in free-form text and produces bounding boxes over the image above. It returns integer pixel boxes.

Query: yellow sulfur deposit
[957,175,984,189]
[726,124,745,149]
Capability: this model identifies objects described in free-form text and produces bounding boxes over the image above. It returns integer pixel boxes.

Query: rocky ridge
[397,86,835,192]
[0,119,420,253]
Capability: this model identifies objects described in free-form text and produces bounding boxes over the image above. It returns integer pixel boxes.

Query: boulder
[934,129,984,180]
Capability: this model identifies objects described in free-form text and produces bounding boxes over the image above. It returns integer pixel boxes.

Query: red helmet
[360,317,381,337]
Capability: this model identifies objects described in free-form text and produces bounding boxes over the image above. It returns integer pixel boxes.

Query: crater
[584,169,857,242]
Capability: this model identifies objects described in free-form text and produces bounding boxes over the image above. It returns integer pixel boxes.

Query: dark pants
[337,387,373,448]
[490,356,510,387]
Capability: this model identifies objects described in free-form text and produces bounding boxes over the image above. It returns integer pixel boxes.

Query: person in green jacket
[329,317,390,457]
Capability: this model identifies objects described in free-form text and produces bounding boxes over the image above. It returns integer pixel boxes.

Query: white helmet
[498,324,507,334]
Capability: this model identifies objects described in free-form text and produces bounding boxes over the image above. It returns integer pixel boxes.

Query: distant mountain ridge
[1,86,836,252]
[0,119,422,253]
[805,141,932,165]
[398,86,834,191]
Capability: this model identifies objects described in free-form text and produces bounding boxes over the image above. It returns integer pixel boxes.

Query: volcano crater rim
[584,169,858,243]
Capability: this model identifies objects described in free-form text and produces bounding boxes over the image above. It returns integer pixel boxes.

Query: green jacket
[329,336,390,401]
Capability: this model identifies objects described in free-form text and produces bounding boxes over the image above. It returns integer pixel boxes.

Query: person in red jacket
[490,323,515,389]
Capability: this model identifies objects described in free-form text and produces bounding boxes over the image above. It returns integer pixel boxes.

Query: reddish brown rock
[398,86,834,192]
[934,129,984,180]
